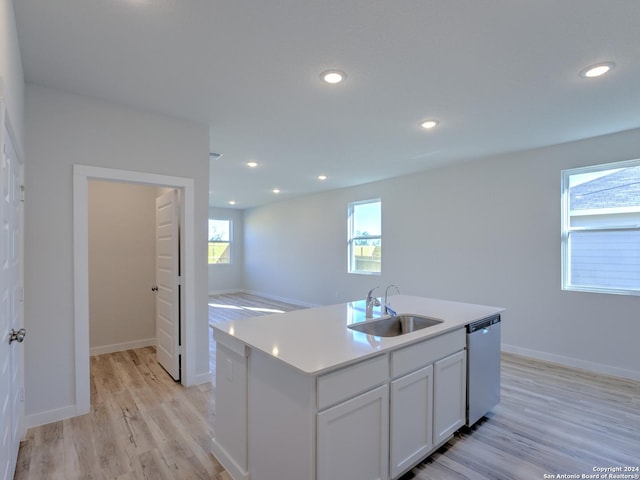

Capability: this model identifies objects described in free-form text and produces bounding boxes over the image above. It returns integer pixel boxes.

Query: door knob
[9,328,26,344]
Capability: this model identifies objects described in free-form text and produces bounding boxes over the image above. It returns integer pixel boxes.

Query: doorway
[88,181,182,381]
[73,165,196,416]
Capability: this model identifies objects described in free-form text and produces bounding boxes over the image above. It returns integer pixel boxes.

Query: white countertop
[212,295,504,375]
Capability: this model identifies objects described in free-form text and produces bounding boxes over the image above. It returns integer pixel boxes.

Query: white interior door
[0,123,24,480]
[155,189,180,380]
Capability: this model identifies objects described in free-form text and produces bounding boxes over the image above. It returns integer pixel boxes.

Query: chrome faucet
[365,286,381,318]
[384,284,400,316]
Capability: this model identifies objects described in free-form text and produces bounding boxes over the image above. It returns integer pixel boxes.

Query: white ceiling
[14,0,640,208]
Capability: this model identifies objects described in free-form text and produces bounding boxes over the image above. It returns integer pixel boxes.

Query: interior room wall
[243,127,640,380]
[0,0,25,146]
[88,181,158,355]
[24,84,210,423]
[208,206,244,293]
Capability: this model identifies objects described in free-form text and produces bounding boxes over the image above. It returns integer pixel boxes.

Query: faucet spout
[365,286,380,318]
[384,284,400,315]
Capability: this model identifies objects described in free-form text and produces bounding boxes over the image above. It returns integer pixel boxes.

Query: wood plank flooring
[208,292,307,388]
[15,346,228,480]
[15,293,640,480]
[402,353,640,479]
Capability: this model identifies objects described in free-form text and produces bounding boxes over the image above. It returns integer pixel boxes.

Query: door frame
[73,165,196,415]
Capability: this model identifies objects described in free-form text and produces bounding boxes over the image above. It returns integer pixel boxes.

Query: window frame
[347,198,382,275]
[208,218,232,265]
[561,158,640,296]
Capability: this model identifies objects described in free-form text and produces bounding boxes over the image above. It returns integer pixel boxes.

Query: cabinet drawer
[317,354,389,410]
[391,329,465,378]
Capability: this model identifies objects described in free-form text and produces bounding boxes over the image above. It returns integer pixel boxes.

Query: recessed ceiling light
[246,161,258,168]
[318,175,327,181]
[580,62,615,78]
[228,200,236,205]
[320,70,347,84]
[420,119,439,130]
[272,188,281,194]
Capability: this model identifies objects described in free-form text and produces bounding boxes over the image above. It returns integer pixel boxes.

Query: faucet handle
[367,286,380,299]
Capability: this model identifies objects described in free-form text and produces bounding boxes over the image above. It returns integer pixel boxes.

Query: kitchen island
[211,294,504,480]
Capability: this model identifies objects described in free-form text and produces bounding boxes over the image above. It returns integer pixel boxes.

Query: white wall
[24,84,210,421]
[208,206,244,293]
[0,0,24,147]
[244,128,640,380]
[88,181,157,355]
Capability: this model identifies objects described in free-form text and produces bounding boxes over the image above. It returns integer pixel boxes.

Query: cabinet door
[390,365,433,479]
[433,350,466,446]
[317,384,389,480]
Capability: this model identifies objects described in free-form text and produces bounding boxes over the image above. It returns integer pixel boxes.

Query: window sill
[562,285,640,296]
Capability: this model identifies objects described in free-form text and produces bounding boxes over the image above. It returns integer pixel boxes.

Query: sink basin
[348,315,443,337]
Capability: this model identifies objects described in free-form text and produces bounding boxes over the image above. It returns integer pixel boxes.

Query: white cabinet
[433,350,467,445]
[317,354,388,410]
[214,326,470,480]
[390,365,433,478]
[212,342,249,480]
[389,329,466,479]
[317,384,389,480]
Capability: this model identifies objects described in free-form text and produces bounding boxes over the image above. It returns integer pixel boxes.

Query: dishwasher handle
[467,314,500,333]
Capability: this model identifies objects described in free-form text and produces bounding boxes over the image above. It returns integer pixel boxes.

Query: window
[561,159,640,295]
[208,219,231,264]
[348,199,381,274]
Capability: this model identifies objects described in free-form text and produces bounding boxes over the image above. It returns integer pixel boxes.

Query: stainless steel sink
[348,315,443,337]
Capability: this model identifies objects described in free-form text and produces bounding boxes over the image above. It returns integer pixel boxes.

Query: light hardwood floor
[404,353,639,479]
[207,292,307,387]
[15,293,640,479]
[15,346,228,480]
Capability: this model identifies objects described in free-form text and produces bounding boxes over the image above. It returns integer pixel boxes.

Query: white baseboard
[208,289,244,296]
[502,343,640,382]
[26,367,210,429]
[192,371,212,386]
[26,404,77,429]
[90,338,156,356]
[208,288,319,308]
[212,439,251,480]
[241,289,320,308]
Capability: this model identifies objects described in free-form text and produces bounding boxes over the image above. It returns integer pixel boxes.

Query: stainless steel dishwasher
[466,314,501,426]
